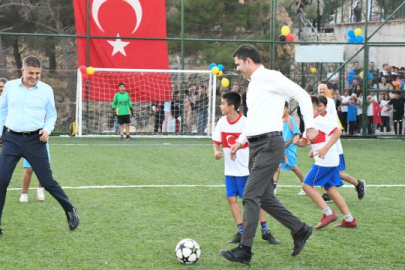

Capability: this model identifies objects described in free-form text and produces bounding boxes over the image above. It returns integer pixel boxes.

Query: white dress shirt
[237,65,314,144]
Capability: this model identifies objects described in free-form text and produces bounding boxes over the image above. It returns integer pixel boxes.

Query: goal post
[75,68,217,137]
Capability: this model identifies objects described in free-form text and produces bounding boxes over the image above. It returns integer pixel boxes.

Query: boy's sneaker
[262,230,280,244]
[228,232,242,244]
[322,193,332,203]
[126,136,132,141]
[334,218,357,228]
[297,189,306,196]
[291,223,312,256]
[220,245,253,265]
[315,212,338,229]
[356,180,366,200]
[19,193,28,203]
[37,188,45,201]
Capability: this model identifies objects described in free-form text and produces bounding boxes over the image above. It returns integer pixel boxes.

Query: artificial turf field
[0,137,404,269]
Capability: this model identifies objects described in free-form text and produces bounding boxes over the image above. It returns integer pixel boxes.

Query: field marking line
[7,184,405,191]
[52,143,213,147]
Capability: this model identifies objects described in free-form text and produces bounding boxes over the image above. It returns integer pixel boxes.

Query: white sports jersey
[304,114,340,167]
[325,98,343,154]
[212,114,249,176]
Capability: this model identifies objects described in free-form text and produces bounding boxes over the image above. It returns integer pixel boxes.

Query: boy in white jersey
[213,92,280,244]
[295,96,357,229]
[318,84,366,201]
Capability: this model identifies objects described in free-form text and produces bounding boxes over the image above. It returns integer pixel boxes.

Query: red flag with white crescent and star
[73,0,169,69]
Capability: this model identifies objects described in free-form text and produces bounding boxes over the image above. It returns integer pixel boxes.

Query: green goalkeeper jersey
[112,92,133,116]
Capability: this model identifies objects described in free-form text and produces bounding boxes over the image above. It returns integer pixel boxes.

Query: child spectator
[380,93,391,134]
[388,92,405,135]
[367,91,378,135]
[294,96,357,229]
[356,91,363,134]
[347,96,358,135]
[340,90,350,134]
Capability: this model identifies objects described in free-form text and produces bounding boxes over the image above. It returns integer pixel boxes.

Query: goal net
[75,68,216,137]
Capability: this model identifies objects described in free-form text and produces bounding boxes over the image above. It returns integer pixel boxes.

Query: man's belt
[6,127,41,136]
[247,131,282,143]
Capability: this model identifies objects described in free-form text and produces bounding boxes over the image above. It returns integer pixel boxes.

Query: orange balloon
[326,89,333,99]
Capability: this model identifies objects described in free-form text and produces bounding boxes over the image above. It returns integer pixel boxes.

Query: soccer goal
[75,68,217,137]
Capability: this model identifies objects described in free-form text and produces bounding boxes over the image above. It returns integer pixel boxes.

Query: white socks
[344,213,354,222]
[322,207,333,216]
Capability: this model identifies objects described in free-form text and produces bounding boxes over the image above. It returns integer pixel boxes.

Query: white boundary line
[7,184,405,191]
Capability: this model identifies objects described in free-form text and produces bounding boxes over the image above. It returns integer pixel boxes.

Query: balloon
[221,78,230,88]
[310,67,317,73]
[217,64,224,71]
[79,65,87,74]
[279,34,286,42]
[86,66,95,76]
[359,71,364,79]
[326,89,333,99]
[348,70,355,77]
[368,73,374,79]
[208,63,216,70]
[354,28,362,36]
[348,36,357,43]
[216,70,223,77]
[347,29,355,37]
[281,26,291,36]
[82,73,89,80]
[285,34,294,42]
[211,66,219,75]
[356,36,364,43]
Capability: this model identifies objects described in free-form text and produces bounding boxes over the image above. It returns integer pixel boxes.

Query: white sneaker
[37,188,45,201]
[19,193,28,203]
[297,189,306,196]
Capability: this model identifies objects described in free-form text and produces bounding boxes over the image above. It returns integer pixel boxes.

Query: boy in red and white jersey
[213,92,279,244]
[295,96,357,229]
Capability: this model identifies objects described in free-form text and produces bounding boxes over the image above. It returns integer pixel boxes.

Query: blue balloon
[368,72,374,79]
[348,70,355,76]
[217,64,224,71]
[348,36,357,43]
[356,36,364,43]
[347,77,354,85]
[209,63,217,70]
[347,29,355,37]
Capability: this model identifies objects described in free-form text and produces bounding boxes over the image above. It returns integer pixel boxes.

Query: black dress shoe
[66,207,80,231]
[228,232,242,244]
[0,226,3,236]
[262,230,280,244]
[291,223,312,256]
[220,245,252,265]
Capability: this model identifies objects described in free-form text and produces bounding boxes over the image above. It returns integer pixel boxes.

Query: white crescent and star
[226,135,236,146]
[92,0,143,57]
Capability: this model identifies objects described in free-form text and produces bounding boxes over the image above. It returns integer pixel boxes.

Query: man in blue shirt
[0,56,79,236]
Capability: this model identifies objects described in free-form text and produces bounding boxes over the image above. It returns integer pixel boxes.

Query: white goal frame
[75,68,217,137]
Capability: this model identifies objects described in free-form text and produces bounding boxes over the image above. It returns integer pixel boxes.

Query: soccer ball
[175,239,201,264]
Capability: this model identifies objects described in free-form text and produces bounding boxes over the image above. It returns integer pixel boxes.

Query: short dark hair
[318,95,328,106]
[232,44,262,64]
[222,92,241,111]
[0,78,8,84]
[285,101,289,108]
[118,82,125,87]
[23,56,41,68]
[311,96,319,106]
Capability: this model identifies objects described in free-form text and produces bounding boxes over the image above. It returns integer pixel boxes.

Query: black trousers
[380,116,391,132]
[154,112,165,132]
[340,112,348,133]
[0,128,74,223]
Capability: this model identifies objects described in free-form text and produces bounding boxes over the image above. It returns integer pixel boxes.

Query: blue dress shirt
[0,78,57,136]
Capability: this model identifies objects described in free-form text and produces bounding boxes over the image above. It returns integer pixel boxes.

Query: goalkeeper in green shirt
[112,82,133,141]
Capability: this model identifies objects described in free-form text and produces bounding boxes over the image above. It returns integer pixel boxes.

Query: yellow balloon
[221,78,230,88]
[281,26,291,36]
[310,67,317,73]
[216,71,223,77]
[211,66,219,75]
[354,28,362,36]
[86,66,95,76]
[359,71,364,79]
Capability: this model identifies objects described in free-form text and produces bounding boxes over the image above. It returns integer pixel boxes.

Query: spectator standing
[388,92,405,135]
[367,91,378,135]
[353,1,362,22]
[380,93,391,134]
[347,96,358,135]
[326,65,339,90]
[196,85,209,134]
[356,91,363,134]
[152,102,165,133]
[340,90,350,134]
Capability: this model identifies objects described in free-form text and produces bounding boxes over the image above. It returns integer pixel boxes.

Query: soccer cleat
[334,218,357,228]
[322,193,332,203]
[19,193,28,203]
[228,232,242,244]
[315,212,338,229]
[220,245,252,265]
[66,207,80,231]
[291,223,312,256]
[262,230,280,244]
[297,189,306,196]
[356,180,366,200]
[37,188,45,201]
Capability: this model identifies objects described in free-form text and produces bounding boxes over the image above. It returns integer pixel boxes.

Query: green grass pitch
[1,137,404,269]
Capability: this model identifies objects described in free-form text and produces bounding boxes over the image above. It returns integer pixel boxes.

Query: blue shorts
[339,154,346,171]
[225,176,249,198]
[280,154,297,171]
[303,165,343,190]
[23,143,51,168]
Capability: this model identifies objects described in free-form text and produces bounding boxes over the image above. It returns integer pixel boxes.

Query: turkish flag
[73,0,171,102]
